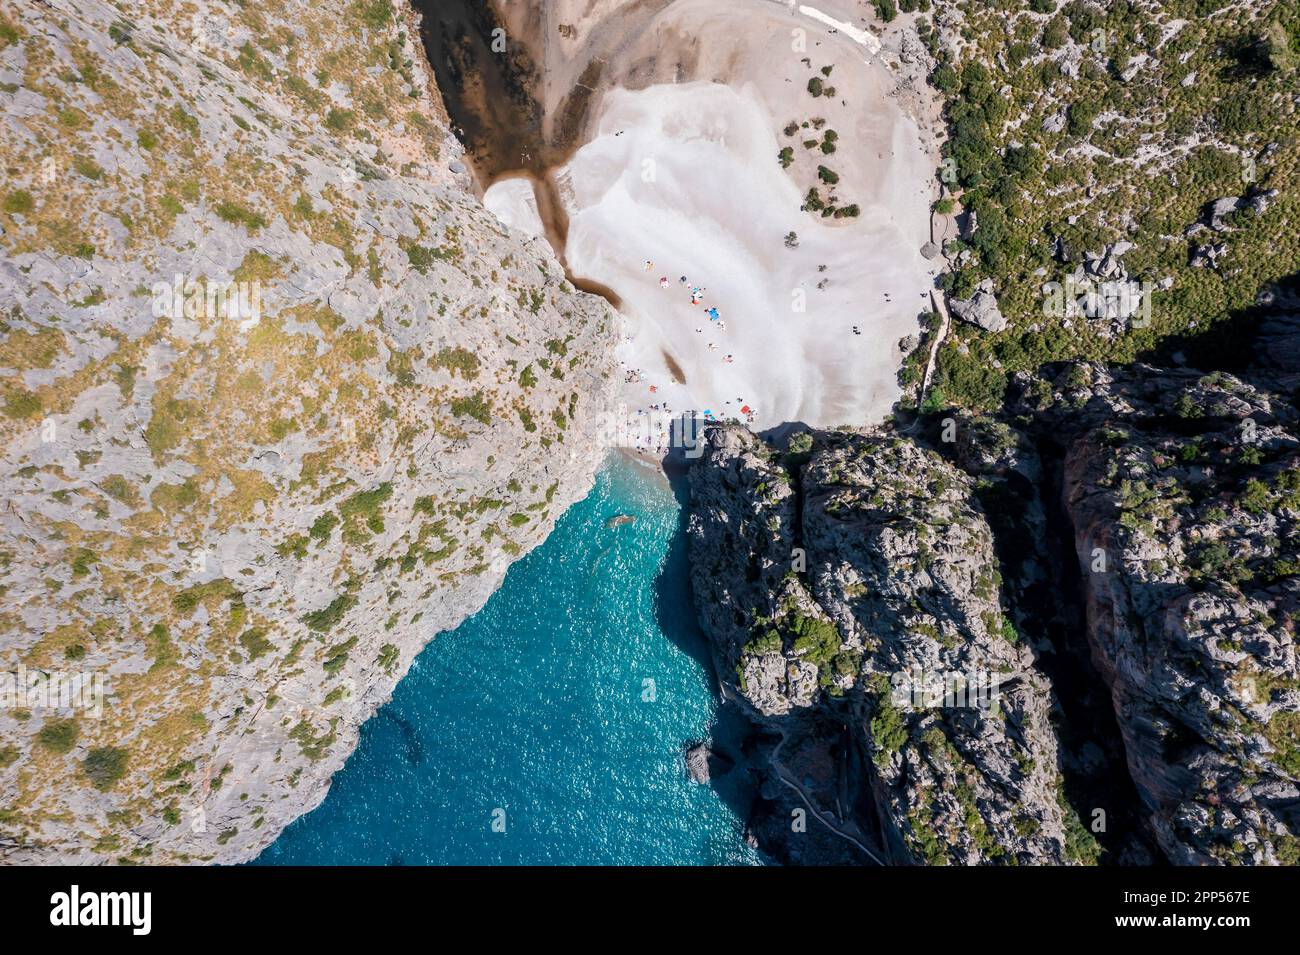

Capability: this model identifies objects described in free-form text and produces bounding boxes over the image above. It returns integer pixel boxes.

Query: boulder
[949,278,1007,333]
[1190,242,1227,269]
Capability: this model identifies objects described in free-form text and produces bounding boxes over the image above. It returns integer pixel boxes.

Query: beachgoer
[644,260,653,271]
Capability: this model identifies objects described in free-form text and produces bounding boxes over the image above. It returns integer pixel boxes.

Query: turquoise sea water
[256,455,762,865]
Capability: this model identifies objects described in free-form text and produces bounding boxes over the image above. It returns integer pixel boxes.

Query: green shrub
[450,391,492,425]
[431,347,480,380]
[239,628,274,661]
[2,190,33,214]
[214,200,267,232]
[868,676,908,763]
[354,0,393,28]
[82,747,129,791]
[37,718,78,754]
[302,593,357,632]
[789,614,841,665]
[325,108,356,133]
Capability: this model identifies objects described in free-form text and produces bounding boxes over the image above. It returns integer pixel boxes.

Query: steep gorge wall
[687,350,1300,865]
[688,427,1072,864]
[1032,362,1300,864]
[0,0,617,863]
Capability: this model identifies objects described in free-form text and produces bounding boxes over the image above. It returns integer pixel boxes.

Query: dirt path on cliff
[771,729,885,864]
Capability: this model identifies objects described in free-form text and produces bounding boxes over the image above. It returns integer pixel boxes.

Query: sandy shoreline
[481,0,944,434]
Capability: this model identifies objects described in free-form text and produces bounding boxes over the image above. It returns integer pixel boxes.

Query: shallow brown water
[412,0,616,306]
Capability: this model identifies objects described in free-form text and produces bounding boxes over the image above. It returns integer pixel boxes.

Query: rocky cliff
[1017,359,1300,865]
[688,345,1300,865]
[689,428,1071,864]
[0,0,617,863]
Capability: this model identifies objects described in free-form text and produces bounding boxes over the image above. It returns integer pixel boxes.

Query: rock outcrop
[1013,361,1300,865]
[688,427,1072,864]
[688,346,1300,866]
[0,0,617,863]
[949,278,1007,333]
[684,741,734,784]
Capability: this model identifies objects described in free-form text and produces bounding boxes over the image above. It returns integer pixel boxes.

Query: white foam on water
[559,81,932,432]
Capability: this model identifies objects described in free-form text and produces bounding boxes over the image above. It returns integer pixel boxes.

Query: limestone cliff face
[1020,362,1300,865]
[688,427,1071,864]
[0,0,617,862]
[688,351,1300,866]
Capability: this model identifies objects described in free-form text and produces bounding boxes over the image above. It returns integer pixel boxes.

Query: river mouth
[412,0,614,300]
[413,0,549,182]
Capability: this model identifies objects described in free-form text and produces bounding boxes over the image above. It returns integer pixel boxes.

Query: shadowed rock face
[1017,362,1300,865]
[688,427,1071,865]
[0,0,617,863]
[688,339,1300,866]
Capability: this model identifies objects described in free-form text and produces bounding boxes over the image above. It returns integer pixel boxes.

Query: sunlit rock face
[0,0,617,863]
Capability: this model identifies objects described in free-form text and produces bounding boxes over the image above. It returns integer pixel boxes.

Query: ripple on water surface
[256,456,763,865]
